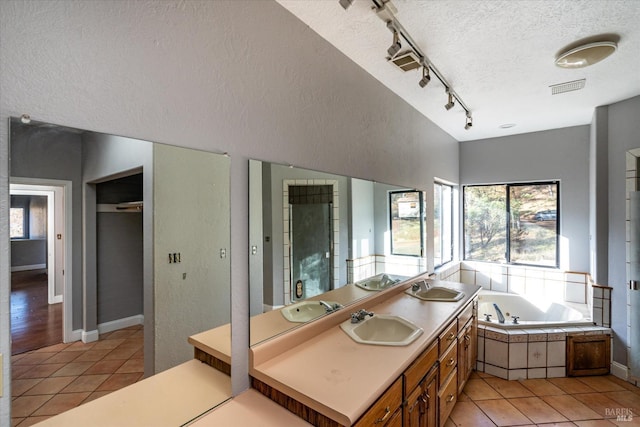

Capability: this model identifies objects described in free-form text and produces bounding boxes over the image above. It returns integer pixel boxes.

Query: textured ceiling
[277,0,640,141]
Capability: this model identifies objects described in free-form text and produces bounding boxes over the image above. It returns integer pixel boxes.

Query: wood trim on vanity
[194,347,231,376]
[251,376,343,427]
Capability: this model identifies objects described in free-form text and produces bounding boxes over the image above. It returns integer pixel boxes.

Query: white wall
[0,1,459,417]
[459,126,591,272]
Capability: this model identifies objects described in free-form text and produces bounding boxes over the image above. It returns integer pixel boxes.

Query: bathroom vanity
[247,273,480,427]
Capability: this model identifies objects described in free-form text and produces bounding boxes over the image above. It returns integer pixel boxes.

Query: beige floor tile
[83,359,126,375]
[449,401,496,427]
[72,349,112,363]
[115,358,144,374]
[82,390,112,404]
[549,377,598,394]
[91,338,125,350]
[12,378,43,397]
[605,390,640,414]
[509,396,569,424]
[35,343,71,353]
[605,376,640,393]
[542,394,603,421]
[60,374,110,393]
[23,376,76,396]
[11,417,25,427]
[14,415,52,427]
[42,351,82,364]
[577,377,626,393]
[573,420,618,426]
[62,341,96,352]
[484,377,535,398]
[15,363,66,380]
[534,423,577,427]
[12,352,56,365]
[95,373,143,391]
[463,378,503,400]
[104,345,140,360]
[11,395,53,418]
[573,392,627,419]
[31,392,91,416]
[475,399,532,426]
[50,361,94,377]
[519,378,566,396]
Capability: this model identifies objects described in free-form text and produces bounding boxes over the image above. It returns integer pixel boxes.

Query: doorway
[9,181,70,354]
[288,184,334,301]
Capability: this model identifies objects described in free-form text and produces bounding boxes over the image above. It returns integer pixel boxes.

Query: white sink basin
[340,314,423,346]
[405,286,465,302]
[281,300,340,323]
[354,274,399,291]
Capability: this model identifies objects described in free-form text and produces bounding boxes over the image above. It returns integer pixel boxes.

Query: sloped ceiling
[277,0,640,141]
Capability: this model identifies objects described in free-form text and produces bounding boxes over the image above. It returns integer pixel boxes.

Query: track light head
[465,113,473,130]
[387,30,401,57]
[444,91,455,110]
[418,66,431,88]
[338,0,354,10]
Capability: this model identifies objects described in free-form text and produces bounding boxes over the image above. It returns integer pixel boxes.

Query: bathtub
[477,290,592,329]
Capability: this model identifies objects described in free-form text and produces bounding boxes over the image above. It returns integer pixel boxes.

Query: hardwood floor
[11,269,63,355]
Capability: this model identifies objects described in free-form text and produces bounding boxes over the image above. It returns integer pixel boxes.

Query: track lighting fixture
[418,65,430,88]
[338,0,354,10]
[465,113,473,130]
[444,90,455,110]
[387,29,401,57]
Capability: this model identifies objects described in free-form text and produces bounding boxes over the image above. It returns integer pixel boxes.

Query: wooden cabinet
[457,299,477,395]
[403,365,438,427]
[355,377,403,427]
[437,367,458,427]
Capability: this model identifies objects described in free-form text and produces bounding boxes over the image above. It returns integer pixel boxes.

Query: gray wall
[606,95,640,364]
[10,240,46,268]
[0,1,458,415]
[96,213,143,324]
[459,126,591,272]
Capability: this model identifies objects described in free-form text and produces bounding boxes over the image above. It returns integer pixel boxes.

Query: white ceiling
[276,0,640,142]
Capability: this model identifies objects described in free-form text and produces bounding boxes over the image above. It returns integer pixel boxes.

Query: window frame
[463,181,559,268]
[434,181,454,268]
[389,190,425,257]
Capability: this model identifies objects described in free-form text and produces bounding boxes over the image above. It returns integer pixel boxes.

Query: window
[463,182,559,267]
[10,207,26,239]
[434,182,453,268]
[390,190,424,256]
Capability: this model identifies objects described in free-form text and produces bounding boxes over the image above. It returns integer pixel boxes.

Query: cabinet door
[355,377,402,427]
[385,408,403,427]
[404,365,438,427]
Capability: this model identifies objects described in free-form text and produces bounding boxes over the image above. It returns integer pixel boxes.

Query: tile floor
[10,325,144,427]
[447,371,640,427]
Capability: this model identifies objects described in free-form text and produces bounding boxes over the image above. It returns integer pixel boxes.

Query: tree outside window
[390,190,424,257]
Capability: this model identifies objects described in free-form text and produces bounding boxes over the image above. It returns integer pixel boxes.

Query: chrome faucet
[411,280,430,292]
[319,301,342,313]
[493,303,505,324]
[351,309,374,323]
[511,315,520,324]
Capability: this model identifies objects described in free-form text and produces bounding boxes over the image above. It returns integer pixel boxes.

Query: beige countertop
[37,360,232,427]
[189,283,375,358]
[188,389,312,426]
[250,279,481,426]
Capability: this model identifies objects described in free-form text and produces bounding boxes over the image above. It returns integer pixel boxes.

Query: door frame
[10,177,73,343]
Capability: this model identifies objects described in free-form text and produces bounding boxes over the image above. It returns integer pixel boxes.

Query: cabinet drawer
[439,320,458,356]
[438,367,458,427]
[457,302,473,331]
[355,377,402,427]
[403,340,438,395]
[439,339,457,387]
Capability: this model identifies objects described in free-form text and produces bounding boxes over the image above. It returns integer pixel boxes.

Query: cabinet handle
[446,358,455,367]
[446,394,455,403]
[374,406,391,424]
[446,332,455,341]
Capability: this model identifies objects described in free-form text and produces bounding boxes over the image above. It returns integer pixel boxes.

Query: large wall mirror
[9,118,230,390]
[249,159,428,346]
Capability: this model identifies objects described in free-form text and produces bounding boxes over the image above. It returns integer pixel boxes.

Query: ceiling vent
[389,51,421,72]
[550,79,586,95]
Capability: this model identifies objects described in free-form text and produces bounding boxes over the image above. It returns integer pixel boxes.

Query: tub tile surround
[477,324,611,381]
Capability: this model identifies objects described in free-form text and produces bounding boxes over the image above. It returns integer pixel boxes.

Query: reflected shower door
[290,200,332,301]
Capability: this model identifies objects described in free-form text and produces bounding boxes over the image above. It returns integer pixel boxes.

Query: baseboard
[11,264,46,272]
[49,295,62,305]
[263,304,284,312]
[82,329,99,343]
[97,314,144,335]
[69,329,83,342]
[611,361,628,380]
